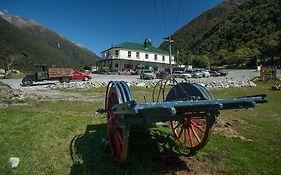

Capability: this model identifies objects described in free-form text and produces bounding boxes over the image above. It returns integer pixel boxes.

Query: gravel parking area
[1,69,259,90]
[0,69,264,101]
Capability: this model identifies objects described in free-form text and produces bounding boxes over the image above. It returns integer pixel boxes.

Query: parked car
[72,71,92,81]
[201,70,210,77]
[140,69,155,79]
[156,70,169,79]
[186,70,202,78]
[209,70,220,77]
[217,69,228,76]
[173,71,192,79]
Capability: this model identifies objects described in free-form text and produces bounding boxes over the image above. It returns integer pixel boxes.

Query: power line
[153,0,182,40]
[175,0,181,31]
[153,0,164,37]
[161,0,168,34]
[169,0,172,35]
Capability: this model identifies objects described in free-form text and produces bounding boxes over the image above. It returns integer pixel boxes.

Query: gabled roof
[101,41,170,55]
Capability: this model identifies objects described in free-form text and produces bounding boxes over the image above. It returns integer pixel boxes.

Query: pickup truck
[22,64,73,86]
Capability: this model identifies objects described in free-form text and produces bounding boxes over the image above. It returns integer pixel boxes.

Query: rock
[136,82,146,87]
[0,69,5,74]
[11,69,21,74]
[198,83,205,87]
[249,81,257,87]
[9,157,20,168]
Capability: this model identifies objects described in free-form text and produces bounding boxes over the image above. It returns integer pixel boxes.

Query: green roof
[103,41,169,55]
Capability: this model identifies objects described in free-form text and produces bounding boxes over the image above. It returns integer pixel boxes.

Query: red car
[72,71,92,81]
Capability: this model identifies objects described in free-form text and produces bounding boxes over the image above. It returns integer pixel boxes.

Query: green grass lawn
[0,82,280,174]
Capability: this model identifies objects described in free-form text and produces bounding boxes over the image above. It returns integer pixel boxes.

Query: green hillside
[0,15,100,71]
[160,0,281,68]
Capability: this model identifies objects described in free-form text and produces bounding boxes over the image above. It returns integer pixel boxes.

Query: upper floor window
[162,56,165,62]
[136,52,139,59]
[128,51,131,58]
[115,50,119,57]
[154,54,157,61]
[145,54,148,59]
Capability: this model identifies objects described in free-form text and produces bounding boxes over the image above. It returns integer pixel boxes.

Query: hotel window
[154,54,157,61]
[115,63,119,68]
[136,52,139,59]
[145,54,148,59]
[114,50,119,57]
[128,51,131,58]
[162,56,165,62]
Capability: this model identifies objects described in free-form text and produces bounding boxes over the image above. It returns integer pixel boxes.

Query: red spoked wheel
[106,86,128,165]
[170,112,212,152]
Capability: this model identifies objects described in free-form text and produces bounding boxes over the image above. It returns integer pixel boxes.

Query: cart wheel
[166,82,216,153]
[106,82,130,165]
[170,113,212,152]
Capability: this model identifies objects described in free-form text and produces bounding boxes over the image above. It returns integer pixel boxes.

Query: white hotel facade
[97,39,175,72]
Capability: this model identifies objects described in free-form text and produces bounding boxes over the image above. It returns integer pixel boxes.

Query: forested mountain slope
[0,14,100,71]
[160,0,281,68]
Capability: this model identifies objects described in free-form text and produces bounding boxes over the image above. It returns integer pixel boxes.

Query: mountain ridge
[0,13,100,71]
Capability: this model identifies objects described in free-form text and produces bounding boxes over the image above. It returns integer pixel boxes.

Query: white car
[182,72,192,78]
[186,70,202,78]
[202,70,210,77]
[140,69,155,79]
[173,71,191,79]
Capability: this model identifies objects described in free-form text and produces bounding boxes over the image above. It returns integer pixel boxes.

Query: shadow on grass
[70,123,190,175]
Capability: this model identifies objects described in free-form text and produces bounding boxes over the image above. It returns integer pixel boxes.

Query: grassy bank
[0,82,280,174]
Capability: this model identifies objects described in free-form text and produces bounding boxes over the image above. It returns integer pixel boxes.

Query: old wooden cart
[99,78,267,164]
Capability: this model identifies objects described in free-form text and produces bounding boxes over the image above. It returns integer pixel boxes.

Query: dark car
[209,70,228,76]
[209,70,220,77]
[156,70,169,79]
[216,70,228,76]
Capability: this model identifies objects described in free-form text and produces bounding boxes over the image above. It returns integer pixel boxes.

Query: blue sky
[1,0,223,55]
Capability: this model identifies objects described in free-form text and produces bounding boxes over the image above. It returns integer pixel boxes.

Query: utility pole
[164,36,174,76]
[176,51,179,64]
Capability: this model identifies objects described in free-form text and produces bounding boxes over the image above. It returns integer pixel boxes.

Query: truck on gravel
[22,64,73,86]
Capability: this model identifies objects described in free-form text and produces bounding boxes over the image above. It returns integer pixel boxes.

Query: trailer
[97,77,268,165]
[22,64,73,86]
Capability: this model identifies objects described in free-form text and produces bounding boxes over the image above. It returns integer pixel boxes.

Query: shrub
[101,66,109,74]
